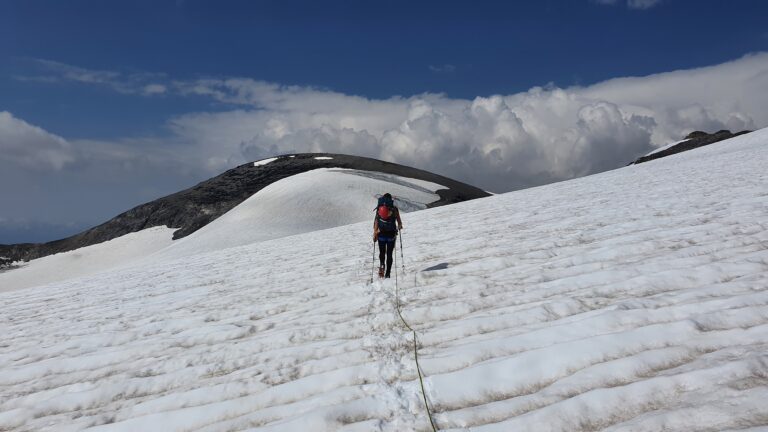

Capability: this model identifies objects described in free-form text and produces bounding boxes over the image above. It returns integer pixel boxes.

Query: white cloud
[0,111,75,170]
[31,59,120,85]
[4,53,768,240]
[627,0,662,9]
[593,0,663,9]
[143,84,167,95]
[0,109,191,179]
[156,53,767,192]
[19,59,168,95]
[9,53,768,194]
[429,64,456,73]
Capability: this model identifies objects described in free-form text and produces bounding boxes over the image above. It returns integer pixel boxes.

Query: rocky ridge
[632,129,751,165]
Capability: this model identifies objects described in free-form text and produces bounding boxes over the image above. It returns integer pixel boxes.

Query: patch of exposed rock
[632,130,751,165]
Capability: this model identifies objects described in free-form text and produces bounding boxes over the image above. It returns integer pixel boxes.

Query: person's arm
[396,208,403,230]
[373,217,379,242]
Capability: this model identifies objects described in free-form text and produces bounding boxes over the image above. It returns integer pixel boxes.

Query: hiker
[373,193,403,278]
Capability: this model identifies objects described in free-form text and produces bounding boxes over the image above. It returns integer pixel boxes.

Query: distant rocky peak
[632,129,751,165]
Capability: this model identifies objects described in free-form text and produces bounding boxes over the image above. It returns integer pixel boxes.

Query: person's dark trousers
[378,236,396,278]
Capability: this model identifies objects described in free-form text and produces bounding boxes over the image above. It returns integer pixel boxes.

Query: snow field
[0,168,442,292]
[0,128,767,430]
[0,226,176,292]
[253,158,279,167]
[0,225,436,431]
[155,168,442,259]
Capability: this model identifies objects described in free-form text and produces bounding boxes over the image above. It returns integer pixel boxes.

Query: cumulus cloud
[0,113,205,237]
[153,53,766,192]
[4,53,768,242]
[0,111,76,170]
[8,53,768,195]
[0,109,187,175]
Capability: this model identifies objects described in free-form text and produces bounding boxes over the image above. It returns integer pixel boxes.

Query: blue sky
[3,0,767,138]
[2,0,768,243]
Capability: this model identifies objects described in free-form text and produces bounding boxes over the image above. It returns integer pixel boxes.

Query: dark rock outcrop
[0,153,490,264]
[0,256,12,268]
[631,130,751,165]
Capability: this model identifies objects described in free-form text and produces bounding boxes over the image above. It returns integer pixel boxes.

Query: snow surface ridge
[1,128,767,430]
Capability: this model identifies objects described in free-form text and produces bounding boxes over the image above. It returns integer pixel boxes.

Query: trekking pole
[394,243,398,288]
[399,229,405,273]
[370,240,376,284]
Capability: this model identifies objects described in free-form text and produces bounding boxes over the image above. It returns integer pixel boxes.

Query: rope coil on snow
[394,246,439,432]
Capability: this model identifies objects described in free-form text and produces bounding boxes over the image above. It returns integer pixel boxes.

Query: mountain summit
[0,154,489,290]
[1,154,489,265]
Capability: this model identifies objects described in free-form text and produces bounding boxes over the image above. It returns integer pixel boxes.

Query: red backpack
[378,205,391,219]
[376,200,397,233]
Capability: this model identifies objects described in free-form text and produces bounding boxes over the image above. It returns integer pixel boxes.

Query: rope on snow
[394,242,439,432]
